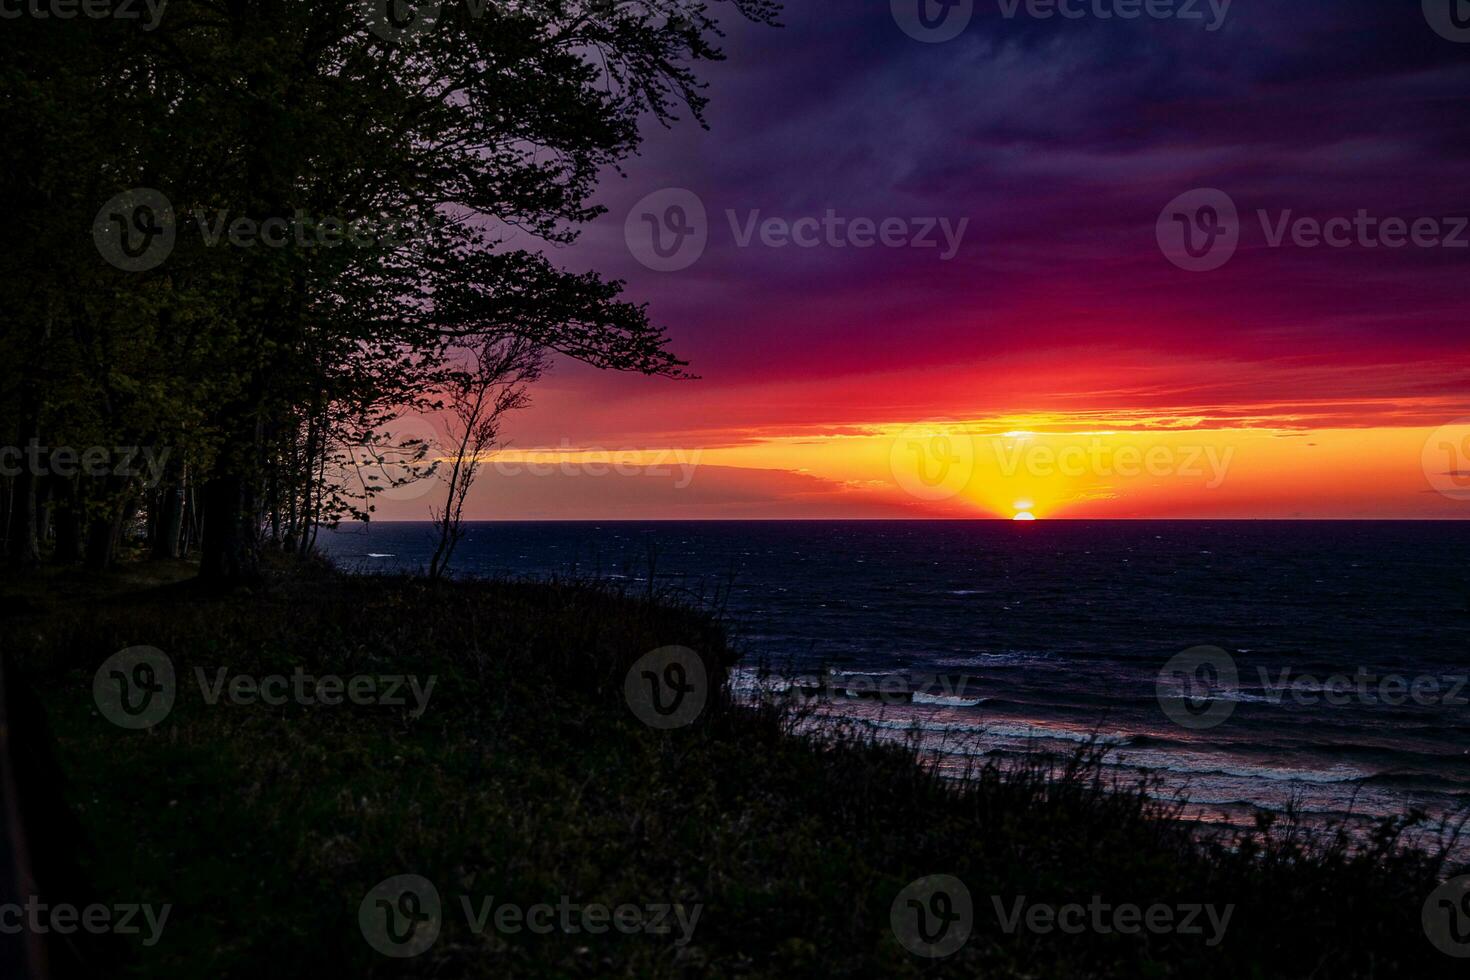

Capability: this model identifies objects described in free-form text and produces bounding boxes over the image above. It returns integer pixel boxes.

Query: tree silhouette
[0,0,781,581]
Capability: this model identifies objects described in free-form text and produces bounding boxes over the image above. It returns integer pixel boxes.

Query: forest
[0,0,779,581]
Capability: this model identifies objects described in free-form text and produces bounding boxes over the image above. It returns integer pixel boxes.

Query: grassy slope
[1,561,1461,978]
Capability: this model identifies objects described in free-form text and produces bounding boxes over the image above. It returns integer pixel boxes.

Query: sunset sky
[381,0,1470,520]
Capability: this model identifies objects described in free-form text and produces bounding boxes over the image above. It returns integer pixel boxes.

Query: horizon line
[331,517,1470,524]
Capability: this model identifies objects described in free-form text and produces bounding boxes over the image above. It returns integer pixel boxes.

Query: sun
[1012,500,1037,521]
[1012,511,1037,521]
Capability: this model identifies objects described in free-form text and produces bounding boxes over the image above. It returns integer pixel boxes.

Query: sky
[377,0,1470,520]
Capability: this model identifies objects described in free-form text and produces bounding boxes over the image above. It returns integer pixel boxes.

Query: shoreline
[1,560,1463,976]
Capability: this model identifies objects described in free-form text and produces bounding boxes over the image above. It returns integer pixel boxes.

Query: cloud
[493,1,1470,519]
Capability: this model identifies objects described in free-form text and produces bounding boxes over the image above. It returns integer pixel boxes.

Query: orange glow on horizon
[370,413,1470,521]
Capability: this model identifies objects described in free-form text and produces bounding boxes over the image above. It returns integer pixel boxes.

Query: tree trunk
[5,444,40,567]
[0,477,12,557]
[181,480,199,559]
[83,514,116,571]
[199,473,260,583]
[35,476,54,552]
[7,305,52,568]
[151,480,186,560]
[51,478,82,564]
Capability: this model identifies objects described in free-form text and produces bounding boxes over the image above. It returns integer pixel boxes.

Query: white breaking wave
[911,692,986,707]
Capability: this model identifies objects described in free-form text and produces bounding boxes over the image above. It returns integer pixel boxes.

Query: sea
[319,520,1470,857]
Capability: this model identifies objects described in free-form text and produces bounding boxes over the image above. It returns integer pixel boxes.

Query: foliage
[0,0,781,577]
[2,565,1458,978]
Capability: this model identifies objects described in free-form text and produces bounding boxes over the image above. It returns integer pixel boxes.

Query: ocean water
[320,520,1470,852]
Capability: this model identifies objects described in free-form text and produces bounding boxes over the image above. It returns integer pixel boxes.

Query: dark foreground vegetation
[1,561,1461,978]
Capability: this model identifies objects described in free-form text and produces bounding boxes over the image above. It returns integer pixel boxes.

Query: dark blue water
[320,520,1470,849]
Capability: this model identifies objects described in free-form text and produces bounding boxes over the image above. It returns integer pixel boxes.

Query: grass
[1,557,1463,977]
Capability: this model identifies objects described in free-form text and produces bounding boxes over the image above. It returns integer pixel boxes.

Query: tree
[428,336,545,580]
[0,0,782,581]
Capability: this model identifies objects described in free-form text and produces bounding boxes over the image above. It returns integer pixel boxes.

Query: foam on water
[323,520,1470,849]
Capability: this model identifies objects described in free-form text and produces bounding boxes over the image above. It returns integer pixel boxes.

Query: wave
[933,652,1057,669]
[853,716,1133,747]
[1359,771,1470,791]
[911,692,986,707]
[1109,751,1369,785]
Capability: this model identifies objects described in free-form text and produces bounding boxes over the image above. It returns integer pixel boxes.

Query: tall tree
[1,0,781,580]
